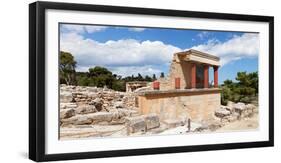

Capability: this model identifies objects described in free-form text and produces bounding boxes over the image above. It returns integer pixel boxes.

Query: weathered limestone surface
[138,89,221,122]
[215,101,258,124]
[60,85,137,109]
[60,103,77,109]
[125,113,161,134]
[144,114,160,130]
[60,108,75,119]
[163,119,186,129]
[60,85,140,128]
[59,84,258,139]
[75,105,96,114]
[215,108,231,118]
[60,91,73,103]
[125,116,146,134]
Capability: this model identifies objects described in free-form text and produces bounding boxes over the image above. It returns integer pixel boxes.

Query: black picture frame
[29,1,274,162]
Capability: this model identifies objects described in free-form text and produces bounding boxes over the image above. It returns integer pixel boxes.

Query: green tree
[248,72,258,95]
[144,75,152,82]
[88,66,115,88]
[59,51,76,85]
[152,74,157,81]
[223,79,233,86]
[137,73,143,81]
[112,80,125,92]
[74,66,175,92]
[236,71,258,96]
[221,71,258,104]
[89,66,112,77]
[76,72,90,86]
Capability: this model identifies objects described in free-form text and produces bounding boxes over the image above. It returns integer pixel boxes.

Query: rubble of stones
[60,85,161,136]
[60,85,258,138]
[193,101,258,133]
[215,101,258,124]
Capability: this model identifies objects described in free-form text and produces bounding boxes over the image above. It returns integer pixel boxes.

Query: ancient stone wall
[156,54,193,90]
[60,85,137,109]
[138,90,221,123]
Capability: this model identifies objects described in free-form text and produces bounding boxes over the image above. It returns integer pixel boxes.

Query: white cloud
[128,27,146,32]
[109,65,162,77]
[60,29,259,77]
[61,24,107,34]
[197,31,211,40]
[84,26,107,33]
[190,33,259,65]
[60,32,181,76]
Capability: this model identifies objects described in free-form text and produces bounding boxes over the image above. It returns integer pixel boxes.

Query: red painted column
[191,63,196,89]
[175,77,180,89]
[214,66,219,88]
[153,81,160,90]
[204,65,209,88]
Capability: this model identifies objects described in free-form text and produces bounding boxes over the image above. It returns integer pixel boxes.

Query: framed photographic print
[29,1,274,162]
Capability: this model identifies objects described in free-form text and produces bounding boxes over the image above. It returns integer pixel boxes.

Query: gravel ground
[216,114,259,132]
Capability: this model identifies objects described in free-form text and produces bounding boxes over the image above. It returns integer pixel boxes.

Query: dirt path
[216,114,259,132]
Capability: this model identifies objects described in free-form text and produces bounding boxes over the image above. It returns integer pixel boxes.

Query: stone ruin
[60,85,163,138]
[214,101,258,124]
[126,81,149,92]
[59,50,259,139]
[137,49,221,123]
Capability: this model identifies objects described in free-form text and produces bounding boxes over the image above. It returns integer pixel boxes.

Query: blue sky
[60,24,259,84]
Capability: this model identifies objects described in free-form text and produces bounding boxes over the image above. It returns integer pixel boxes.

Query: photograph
[59,23,259,140]
[28,1,274,161]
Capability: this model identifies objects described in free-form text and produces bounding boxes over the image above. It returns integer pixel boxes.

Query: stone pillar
[153,81,160,90]
[214,66,219,88]
[204,65,209,88]
[175,77,180,89]
[191,63,196,89]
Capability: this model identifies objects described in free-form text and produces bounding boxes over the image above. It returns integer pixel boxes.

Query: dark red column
[204,65,209,88]
[175,77,180,89]
[191,63,196,89]
[153,81,160,90]
[214,66,219,88]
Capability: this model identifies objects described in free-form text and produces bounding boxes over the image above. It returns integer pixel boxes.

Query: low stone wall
[214,101,258,123]
[60,85,139,127]
[60,85,137,109]
[138,88,221,122]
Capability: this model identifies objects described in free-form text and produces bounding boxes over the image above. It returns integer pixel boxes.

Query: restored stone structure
[138,49,221,122]
[126,81,148,92]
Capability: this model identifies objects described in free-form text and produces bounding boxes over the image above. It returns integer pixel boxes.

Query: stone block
[75,105,96,114]
[89,98,103,111]
[163,119,186,129]
[125,116,146,134]
[60,102,77,109]
[144,114,160,130]
[60,108,75,119]
[60,91,73,103]
[87,112,114,124]
[233,102,246,115]
[215,108,231,118]
[61,115,92,126]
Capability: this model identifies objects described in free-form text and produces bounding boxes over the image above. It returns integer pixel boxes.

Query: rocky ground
[216,114,259,132]
[59,85,259,140]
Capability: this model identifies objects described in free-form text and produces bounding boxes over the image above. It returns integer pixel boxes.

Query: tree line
[220,71,258,104]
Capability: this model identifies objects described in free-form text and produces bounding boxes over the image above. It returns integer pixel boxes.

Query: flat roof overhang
[175,49,220,66]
